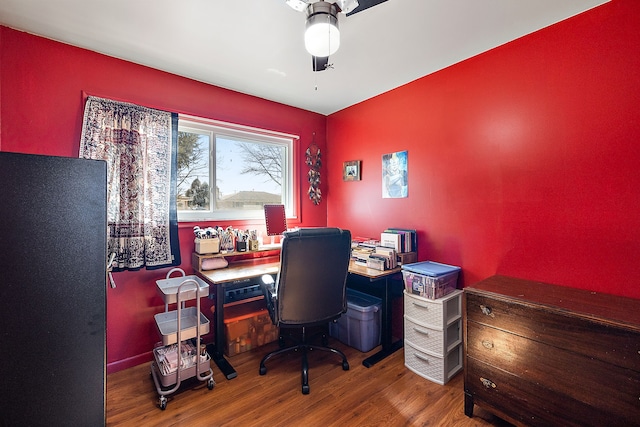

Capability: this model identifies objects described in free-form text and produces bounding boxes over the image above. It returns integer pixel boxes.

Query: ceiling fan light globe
[304,16,340,57]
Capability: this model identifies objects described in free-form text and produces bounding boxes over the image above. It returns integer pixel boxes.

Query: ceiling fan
[285,0,388,71]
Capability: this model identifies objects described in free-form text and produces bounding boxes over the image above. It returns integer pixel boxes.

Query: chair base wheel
[259,325,349,394]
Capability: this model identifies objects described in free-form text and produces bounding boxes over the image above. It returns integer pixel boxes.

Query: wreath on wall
[305,142,322,205]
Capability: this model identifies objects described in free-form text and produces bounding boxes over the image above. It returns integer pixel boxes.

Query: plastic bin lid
[346,289,381,312]
[401,261,461,276]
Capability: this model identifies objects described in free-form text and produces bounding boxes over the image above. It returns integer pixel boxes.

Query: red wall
[2,0,639,373]
[327,0,640,298]
[0,26,328,372]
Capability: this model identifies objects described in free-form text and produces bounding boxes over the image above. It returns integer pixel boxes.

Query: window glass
[177,117,295,221]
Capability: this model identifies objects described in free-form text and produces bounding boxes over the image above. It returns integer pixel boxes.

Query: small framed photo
[343,160,361,181]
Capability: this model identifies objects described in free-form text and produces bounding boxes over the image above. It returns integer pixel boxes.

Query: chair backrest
[274,227,352,327]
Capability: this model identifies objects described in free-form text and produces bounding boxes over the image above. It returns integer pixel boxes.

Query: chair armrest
[261,282,277,322]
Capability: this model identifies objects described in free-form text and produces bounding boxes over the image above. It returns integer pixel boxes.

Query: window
[177,115,297,221]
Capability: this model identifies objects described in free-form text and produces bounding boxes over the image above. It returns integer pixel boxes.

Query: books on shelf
[380,232,401,252]
[372,246,397,269]
[352,229,416,270]
[380,228,417,253]
[352,245,374,267]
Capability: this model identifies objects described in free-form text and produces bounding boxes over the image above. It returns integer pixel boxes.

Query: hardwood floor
[107,339,513,426]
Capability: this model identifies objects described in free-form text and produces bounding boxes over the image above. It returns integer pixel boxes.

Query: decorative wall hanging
[382,151,408,198]
[305,139,322,205]
[79,95,181,271]
[343,160,361,181]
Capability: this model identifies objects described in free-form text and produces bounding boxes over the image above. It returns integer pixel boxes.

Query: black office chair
[259,227,352,394]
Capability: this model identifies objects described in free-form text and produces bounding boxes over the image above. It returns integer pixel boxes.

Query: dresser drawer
[465,357,633,427]
[465,292,640,372]
[405,316,461,356]
[405,340,462,385]
[466,320,640,420]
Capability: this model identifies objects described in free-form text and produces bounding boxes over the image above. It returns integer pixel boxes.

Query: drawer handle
[480,304,495,317]
[412,301,430,309]
[481,340,494,349]
[413,326,430,337]
[480,377,496,389]
[414,353,430,363]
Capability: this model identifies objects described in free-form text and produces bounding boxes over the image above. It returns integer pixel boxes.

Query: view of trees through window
[178,131,211,210]
[177,119,292,221]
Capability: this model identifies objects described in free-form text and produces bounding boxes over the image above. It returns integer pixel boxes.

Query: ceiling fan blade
[312,55,329,72]
[346,0,387,16]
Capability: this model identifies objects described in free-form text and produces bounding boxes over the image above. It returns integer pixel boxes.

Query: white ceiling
[0,0,608,115]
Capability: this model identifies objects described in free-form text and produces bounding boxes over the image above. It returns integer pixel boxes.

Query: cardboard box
[195,237,220,254]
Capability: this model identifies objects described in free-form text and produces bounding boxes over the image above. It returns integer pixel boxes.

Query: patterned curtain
[79,96,181,271]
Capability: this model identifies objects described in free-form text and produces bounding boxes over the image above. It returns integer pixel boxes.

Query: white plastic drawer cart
[403,290,463,384]
[150,268,215,410]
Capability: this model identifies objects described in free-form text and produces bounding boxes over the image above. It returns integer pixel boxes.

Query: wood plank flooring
[107,340,513,426]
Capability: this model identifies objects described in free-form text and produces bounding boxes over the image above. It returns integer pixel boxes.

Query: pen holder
[248,239,260,251]
[220,232,234,253]
[236,241,248,252]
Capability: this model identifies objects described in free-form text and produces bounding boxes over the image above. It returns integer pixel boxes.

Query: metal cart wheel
[159,396,167,410]
[207,378,215,390]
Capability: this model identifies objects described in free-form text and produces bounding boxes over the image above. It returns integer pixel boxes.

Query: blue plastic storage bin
[329,289,381,352]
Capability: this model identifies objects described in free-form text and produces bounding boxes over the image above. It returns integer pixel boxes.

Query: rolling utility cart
[151,268,215,410]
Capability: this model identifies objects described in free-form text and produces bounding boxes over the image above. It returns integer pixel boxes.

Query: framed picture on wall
[343,160,361,181]
[382,151,408,198]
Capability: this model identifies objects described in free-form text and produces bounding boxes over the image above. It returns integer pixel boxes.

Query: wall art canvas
[382,151,408,198]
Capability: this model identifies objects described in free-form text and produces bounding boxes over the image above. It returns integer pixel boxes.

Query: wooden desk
[198,259,279,380]
[197,259,403,379]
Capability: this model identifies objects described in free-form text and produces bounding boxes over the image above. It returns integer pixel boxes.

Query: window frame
[177,114,299,222]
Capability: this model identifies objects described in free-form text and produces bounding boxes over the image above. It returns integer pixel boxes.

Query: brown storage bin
[224,308,278,356]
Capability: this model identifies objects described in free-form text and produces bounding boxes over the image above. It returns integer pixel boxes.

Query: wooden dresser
[463,275,640,427]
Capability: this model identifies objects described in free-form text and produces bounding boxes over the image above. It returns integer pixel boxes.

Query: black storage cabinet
[0,152,107,426]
